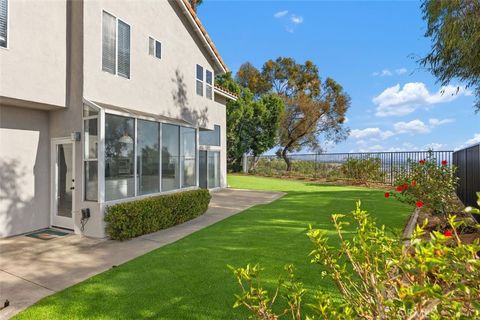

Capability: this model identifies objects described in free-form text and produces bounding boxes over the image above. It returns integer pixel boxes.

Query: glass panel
[84,118,98,160]
[162,124,180,191]
[149,37,155,56]
[155,40,161,59]
[196,80,203,96]
[199,150,208,189]
[182,127,196,188]
[102,11,116,74]
[137,120,160,195]
[117,20,131,79]
[206,85,212,100]
[83,104,99,117]
[206,70,212,85]
[0,0,7,48]
[207,151,220,188]
[199,125,220,146]
[196,64,203,80]
[85,161,98,201]
[57,144,73,217]
[105,114,135,201]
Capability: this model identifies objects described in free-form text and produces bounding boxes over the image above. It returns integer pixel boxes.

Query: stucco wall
[0,0,67,109]
[82,0,225,130]
[0,105,50,237]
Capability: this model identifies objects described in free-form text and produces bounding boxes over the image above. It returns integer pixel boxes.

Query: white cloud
[428,118,454,126]
[290,15,303,24]
[423,143,445,150]
[274,10,288,18]
[372,68,408,77]
[373,82,471,117]
[350,127,395,140]
[394,120,431,134]
[457,133,480,150]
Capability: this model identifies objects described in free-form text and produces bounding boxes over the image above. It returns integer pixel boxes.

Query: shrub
[105,189,211,240]
[340,158,384,184]
[393,153,458,215]
[230,202,480,319]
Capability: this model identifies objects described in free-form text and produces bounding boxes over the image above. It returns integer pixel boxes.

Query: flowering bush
[230,202,480,319]
[393,153,458,215]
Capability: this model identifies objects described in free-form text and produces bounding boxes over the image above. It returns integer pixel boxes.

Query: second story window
[149,37,161,59]
[206,70,213,100]
[102,11,130,79]
[196,64,203,96]
[0,0,7,48]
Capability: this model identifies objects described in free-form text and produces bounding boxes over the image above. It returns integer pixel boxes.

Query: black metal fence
[245,151,453,185]
[453,143,480,208]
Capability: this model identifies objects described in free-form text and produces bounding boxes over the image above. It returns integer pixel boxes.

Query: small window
[199,125,220,146]
[206,70,213,100]
[102,11,130,79]
[0,0,8,48]
[196,64,203,96]
[149,37,161,59]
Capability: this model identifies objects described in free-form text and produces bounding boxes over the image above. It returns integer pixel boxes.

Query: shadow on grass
[14,187,411,320]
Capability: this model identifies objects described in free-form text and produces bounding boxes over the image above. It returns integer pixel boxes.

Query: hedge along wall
[105,189,211,240]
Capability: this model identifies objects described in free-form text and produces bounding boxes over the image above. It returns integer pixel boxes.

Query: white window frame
[206,70,213,100]
[149,36,161,59]
[102,10,131,79]
[196,64,204,97]
[82,104,100,202]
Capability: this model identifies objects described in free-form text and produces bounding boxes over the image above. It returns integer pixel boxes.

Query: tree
[236,62,272,97]
[188,0,203,12]
[216,73,284,171]
[261,58,350,171]
[421,0,480,112]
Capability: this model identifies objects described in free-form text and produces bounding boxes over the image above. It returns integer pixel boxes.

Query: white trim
[50,138,76,230]
[214,86,238,101]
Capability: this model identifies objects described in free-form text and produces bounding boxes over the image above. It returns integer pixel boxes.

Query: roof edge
[176,0,229,74]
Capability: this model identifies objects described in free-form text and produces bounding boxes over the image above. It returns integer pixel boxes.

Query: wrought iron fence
[245,151,453,185]
[453,143,480,209]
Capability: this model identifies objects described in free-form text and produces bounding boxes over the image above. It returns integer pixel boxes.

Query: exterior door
[51,139,75,230]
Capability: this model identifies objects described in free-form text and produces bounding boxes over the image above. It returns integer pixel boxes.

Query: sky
[198,0,479,153]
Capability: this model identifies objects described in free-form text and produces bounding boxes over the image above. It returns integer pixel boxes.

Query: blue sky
[198,0,479,152]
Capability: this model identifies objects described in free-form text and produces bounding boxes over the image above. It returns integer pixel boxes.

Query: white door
[51,139,75,230]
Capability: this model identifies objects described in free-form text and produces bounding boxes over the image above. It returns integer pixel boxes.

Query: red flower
[396,185,404,192]
[411,180,417,186]
[384,192,390,198]
[403,183,409,190]
[441,160,448,166]
[443,230,453,237]
[419,159,426,165]
[416,200,424,208]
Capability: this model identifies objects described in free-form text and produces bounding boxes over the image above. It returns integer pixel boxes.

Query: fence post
[390,153,393,185]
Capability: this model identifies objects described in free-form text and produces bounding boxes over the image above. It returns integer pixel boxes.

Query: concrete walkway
[0,189,284,319]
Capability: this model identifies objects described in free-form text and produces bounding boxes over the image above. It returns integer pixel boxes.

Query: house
[0,0,236,238]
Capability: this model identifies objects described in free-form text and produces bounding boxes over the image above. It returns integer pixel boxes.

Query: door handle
[70,187,75,190]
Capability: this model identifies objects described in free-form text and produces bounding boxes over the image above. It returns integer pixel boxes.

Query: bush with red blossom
[391,152,458,215]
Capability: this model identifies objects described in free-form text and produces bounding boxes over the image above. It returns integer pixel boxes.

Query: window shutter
[102,11,116,74]
[117,20,130,78]
[0,0,8,48]
[149,37,154,56]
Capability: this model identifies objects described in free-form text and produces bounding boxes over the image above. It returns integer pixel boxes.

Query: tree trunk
[281,147,292,171]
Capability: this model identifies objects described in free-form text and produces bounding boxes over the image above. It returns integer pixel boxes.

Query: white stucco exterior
[0,0,232,238]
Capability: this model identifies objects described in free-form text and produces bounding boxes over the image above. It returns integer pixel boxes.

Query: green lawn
[15,176,411,320]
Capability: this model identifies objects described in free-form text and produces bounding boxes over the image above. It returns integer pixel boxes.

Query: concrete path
[0,189,284,319]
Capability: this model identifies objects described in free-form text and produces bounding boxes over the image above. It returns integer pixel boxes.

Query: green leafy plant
[231,202,480,319]
[465,192,480,215]
[340,158,384,185]
[105,189,211,240]
[393,153,458,215]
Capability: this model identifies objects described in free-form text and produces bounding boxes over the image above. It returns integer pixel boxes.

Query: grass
[15,175,411,320]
